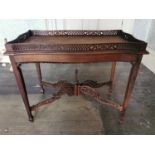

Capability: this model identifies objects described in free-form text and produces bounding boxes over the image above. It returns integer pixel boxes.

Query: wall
[131,19,155,52]
[132,19,152,41]
[43,19,124,30]
[0,19,47,62]
[146,20,155,50]
[0,19,46,49]
[131,19,155,73]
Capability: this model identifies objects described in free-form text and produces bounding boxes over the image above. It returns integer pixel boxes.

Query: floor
[0,95,103,134]
[0,62,155,134]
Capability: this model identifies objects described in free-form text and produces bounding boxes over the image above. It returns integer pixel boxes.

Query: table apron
[13,53,139,63]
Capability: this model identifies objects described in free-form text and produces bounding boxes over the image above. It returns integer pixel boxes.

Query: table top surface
[5,30,148,55]
[24,35,129,44]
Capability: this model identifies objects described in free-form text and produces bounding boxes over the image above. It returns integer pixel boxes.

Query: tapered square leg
[120,56,142,121]
[10,56,33,122]
[35,63,44,93]
[109,62,116,93]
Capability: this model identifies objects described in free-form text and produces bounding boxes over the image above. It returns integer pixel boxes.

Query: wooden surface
[5,30,148,54]
[4,30,148,122]
[24,36,128,44]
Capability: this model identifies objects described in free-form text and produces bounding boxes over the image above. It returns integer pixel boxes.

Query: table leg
[35,63,44,93]
[10,56,34,122]
[109,62,116,93]
[120,56,142,121]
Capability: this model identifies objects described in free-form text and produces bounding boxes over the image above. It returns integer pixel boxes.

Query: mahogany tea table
[4,30,149,122]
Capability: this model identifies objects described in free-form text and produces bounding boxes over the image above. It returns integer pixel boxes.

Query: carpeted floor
[0,95,104,135]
